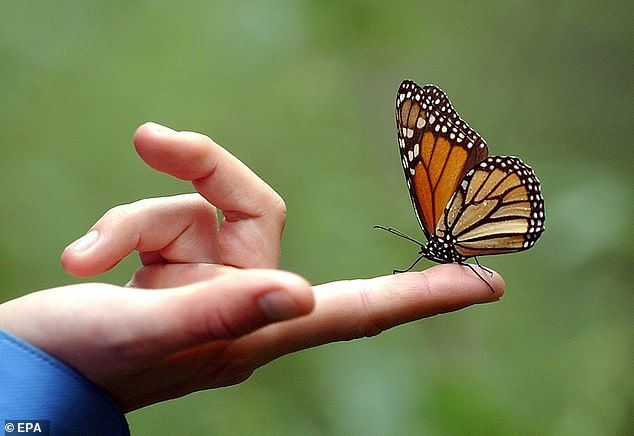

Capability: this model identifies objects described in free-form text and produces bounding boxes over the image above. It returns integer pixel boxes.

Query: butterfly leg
[463,262,495,294]
[474,257,494,277]
[394,254,425,274]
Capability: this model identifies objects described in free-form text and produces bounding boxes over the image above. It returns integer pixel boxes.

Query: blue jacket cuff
[0,329,129,435]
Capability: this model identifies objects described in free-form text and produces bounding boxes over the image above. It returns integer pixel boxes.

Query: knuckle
[102,203,133,223]
[271,193,287,221]
[358,285,384,338]
[205,305,242,339]
[190,196,217,220]
[420,270,437,306]
[104,199,152,220]
[97,198,163,240]
[193,131,214,145]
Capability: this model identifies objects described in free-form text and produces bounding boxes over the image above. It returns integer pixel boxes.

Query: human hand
[0,123,503,412]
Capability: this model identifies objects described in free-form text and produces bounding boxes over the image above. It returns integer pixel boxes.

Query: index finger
[133,122,283,218]
[225,264,505,368]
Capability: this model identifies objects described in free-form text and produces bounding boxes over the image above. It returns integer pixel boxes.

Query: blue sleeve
[0,329,129,435]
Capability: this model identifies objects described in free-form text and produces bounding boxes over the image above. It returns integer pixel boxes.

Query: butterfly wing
[437,156,545,256]
[396,80,489,240]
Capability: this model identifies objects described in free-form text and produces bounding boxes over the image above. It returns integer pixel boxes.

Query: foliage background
[1,2,631,434]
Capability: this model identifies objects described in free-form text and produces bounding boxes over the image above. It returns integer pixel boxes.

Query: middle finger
[133,122,287,268]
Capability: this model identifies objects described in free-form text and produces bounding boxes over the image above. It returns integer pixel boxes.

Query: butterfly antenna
[394,254,425,274]
[474,257,494,277]
[373,225,423,246]
[464,263,495,294]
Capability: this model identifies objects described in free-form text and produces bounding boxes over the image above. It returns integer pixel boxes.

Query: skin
[0,122,504,412]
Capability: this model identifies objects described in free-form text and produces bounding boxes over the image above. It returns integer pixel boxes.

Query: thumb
[143,269,314,355]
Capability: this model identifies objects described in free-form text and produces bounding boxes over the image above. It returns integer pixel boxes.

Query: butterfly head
[419,236,466,264]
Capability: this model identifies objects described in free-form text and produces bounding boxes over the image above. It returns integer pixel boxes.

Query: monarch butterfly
[376,80,545,289]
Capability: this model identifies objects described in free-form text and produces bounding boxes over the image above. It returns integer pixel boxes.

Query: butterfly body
[418,236,466,264]
[382,80,545,275]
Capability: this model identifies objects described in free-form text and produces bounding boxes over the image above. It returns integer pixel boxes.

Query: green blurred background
[1,1,632,434]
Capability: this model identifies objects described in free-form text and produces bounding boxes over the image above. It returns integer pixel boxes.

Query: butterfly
[376,80,545,289]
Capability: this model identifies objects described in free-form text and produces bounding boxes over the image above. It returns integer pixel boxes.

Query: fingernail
[147,122,174,133]
[257,291,300,321]
[69,230,99,252]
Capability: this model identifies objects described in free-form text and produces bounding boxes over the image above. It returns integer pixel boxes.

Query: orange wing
[396,81,488,239]
[437,156,545,257]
